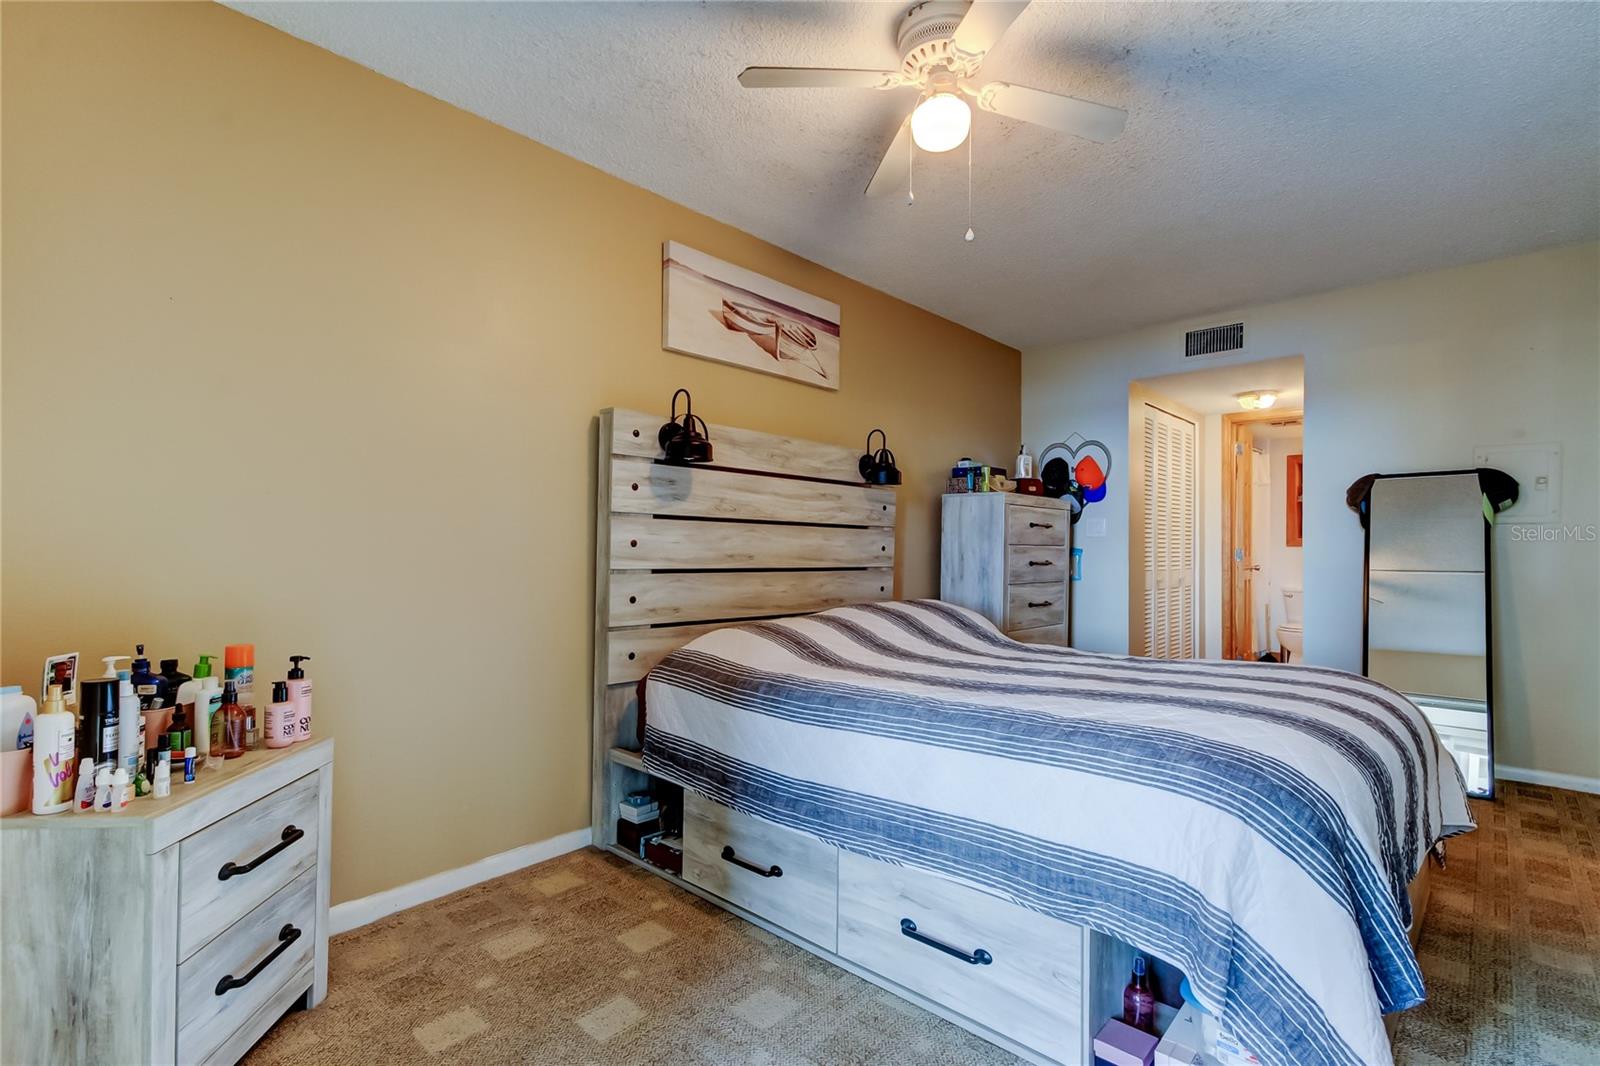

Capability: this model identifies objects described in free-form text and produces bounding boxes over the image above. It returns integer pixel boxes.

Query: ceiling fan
[738,0,1127,197]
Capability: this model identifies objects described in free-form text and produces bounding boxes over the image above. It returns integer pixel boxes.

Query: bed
[590,407,1472,1066]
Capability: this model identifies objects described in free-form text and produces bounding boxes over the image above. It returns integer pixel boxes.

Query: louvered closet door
[1141,405,1197,658]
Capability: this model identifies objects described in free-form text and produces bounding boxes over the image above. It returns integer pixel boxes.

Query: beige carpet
[247,783,1598,1065]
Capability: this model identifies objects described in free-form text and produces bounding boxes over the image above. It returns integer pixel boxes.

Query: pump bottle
[288,655,312,743]
[30,684,76,815]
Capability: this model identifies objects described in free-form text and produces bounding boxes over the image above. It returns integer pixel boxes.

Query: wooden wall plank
[610,408,862,483]
[608,622,733,684]
[611,516,893,571]
[612,457,895,527]
[610,569,892,627]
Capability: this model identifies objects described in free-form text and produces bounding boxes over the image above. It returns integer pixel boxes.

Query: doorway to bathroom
[1221,410,1304,661]
[1129,355,1304,661]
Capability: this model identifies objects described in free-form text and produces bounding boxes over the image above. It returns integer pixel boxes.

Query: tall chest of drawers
[941,493,1072,645]
[1,738,334,1065]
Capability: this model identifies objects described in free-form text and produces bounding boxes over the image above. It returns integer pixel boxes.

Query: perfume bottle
[1123,955,1156,1032]
[213,681,247,759]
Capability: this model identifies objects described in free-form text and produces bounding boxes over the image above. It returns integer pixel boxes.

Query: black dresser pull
[218,825,304,881]
[900,918,992,965]
[721,845,782,878]
[1027,559,1054,567]
[1028,521,1053,529]
[1027,600,1054,608]
[215,924,301,996]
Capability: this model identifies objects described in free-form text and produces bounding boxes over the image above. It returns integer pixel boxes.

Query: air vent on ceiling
[1185,322,1244,358]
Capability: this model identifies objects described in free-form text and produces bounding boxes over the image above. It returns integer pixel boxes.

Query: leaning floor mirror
[1348,469,1518,799]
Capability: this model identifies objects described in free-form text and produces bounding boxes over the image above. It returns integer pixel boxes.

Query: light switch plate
[1082,516,1108,539]
[1473,442,1560,524]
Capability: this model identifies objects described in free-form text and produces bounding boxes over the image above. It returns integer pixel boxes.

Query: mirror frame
[1357,469,1496,799]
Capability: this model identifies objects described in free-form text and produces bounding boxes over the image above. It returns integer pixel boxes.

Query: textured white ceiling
[1139,354,1304,415]
[228,1,1600,348]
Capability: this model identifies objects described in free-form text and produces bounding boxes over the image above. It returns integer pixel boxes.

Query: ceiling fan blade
[951,1,1031,63]
[864,118,912,197]
[976,81,1127,143]
[738,67,903,90]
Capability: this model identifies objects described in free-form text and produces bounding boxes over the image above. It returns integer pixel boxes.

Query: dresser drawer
[1005,504,1067,546]
[1009,623,1068,646]
[1008,585,1065,629]
[837,852,1084,1064]
[1007,544,1067,584]
[177,869,316,1066]
[179,774,319,959]
[682,791,838,950]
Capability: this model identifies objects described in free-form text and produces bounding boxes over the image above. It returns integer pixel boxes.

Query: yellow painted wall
[0,2,1020,902]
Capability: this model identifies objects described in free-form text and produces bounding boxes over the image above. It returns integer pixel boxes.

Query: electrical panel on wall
[1473,442,1560,524]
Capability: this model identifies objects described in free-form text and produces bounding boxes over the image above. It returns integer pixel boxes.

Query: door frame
[1220,408,1302,660]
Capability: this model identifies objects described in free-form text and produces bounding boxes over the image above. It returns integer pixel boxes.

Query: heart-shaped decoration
[1038,435,1113,519]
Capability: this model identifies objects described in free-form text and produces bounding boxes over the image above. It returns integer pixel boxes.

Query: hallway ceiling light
[1236,390,1278,411]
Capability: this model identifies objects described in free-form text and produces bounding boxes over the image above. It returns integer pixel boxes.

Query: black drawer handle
[1028,521,1054,529]
[1027,559,1054,567]
[721,844,782,878]
[1028,600,1054,608]
[215,924,301,996]
[900,918,992,965]
[219,825,304,881]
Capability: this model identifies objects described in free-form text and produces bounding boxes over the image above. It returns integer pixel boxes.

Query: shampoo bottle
[287,656,312,743]
[76,677,120,776]
[158,658,191,705]
[197,677,222,770]
[129,644,169,710]
[116,672,142,791]
[30,684,76,815]
[265,681,295,749]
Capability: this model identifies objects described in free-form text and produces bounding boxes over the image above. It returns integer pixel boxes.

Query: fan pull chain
[964,119,976,242]
[906,129,915,206]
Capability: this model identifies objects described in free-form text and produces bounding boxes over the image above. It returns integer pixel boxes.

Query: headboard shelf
[593,407,899,845]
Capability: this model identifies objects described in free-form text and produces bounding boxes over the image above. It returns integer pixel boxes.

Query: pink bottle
[264,681,296,749]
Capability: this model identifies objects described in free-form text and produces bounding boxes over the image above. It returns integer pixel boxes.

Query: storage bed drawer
[177,869,316,1066]
[682,791,838,950]
[179,774,320,959]
[837,851,1083,1064]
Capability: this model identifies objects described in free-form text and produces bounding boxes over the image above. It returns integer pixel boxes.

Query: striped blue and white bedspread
[641,599,1475,1066]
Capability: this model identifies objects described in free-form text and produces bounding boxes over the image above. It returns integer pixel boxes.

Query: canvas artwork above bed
[662,241,841,390]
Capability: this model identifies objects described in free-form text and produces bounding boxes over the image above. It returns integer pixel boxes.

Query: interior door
[1226,421,1257,659]
[1139,403,1197,659]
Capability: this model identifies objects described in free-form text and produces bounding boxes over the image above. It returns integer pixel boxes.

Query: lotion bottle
[265,681,295,749]
[30,684,76,815]
[116,671,142,792]
[287,656,312,742]
[196,676,222,769]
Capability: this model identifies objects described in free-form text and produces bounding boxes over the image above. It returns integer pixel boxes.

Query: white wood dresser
[1,738,333,1065]
[941,492,1072,645]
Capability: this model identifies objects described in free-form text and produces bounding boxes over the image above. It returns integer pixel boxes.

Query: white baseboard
[1497,764,1600,796]
[329,826,592,935]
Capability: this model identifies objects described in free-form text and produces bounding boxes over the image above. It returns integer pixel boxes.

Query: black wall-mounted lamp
[858,429,901,486]
[657,388,714,464]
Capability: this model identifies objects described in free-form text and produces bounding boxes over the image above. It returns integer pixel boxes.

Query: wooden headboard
[590,407,898,844]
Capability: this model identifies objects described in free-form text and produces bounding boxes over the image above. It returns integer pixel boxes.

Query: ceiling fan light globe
[910,93,971,153]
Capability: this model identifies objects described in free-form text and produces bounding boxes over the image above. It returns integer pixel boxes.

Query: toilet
[1277,587,1304,662]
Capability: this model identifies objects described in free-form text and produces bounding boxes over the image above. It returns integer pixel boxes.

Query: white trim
[1497,765,1600,796]
[329,827,592,935]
